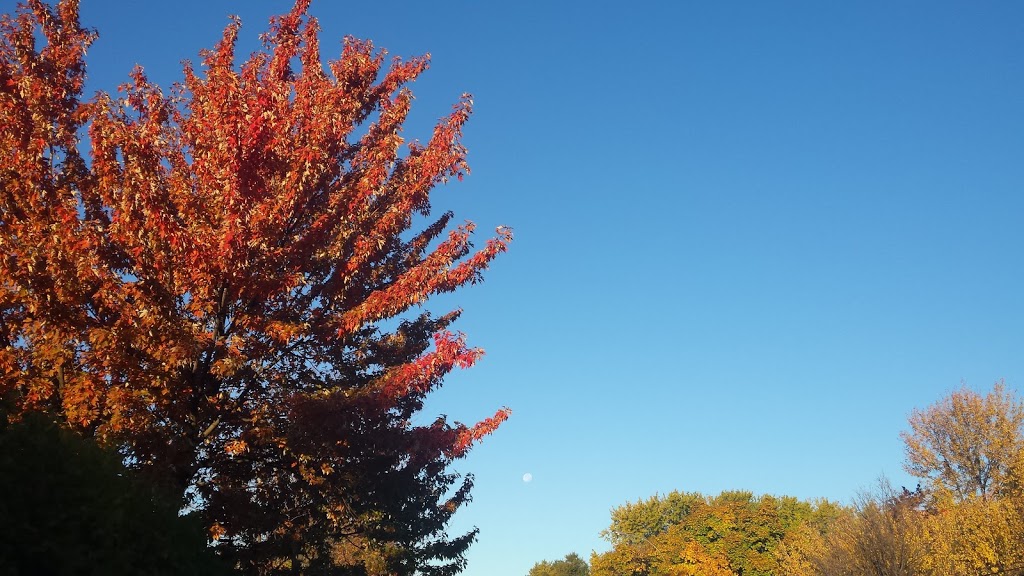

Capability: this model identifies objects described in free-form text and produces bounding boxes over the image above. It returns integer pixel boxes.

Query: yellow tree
[919,497,1024,576]
[655,536,733,576]
[812,483,926,576]
[901,382,1024,502]
[774,522,827,576]
[774,499,847,576]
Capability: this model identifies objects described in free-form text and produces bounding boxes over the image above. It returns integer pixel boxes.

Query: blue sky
[18,0,1024,574]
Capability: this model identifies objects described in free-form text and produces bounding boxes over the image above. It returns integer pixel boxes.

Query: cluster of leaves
[0,0,509,573]
[572,382,1024,576]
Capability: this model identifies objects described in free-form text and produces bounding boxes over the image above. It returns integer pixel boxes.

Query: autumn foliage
[0,0,509,573]
[902,381,1024,502]
[589,490,842,576]
[582,383,1024,576]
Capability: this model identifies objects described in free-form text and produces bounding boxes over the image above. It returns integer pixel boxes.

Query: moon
[522,472,533,483]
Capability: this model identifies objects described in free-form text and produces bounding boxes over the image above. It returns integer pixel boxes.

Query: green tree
[600,491,706,548]
[0,413,230,576]
[528,552,590,576]
[592,490,837,576]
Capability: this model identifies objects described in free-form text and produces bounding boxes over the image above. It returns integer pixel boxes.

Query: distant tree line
[529,382,1024,576]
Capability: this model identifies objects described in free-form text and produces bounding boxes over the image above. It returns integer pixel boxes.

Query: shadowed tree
[0,413,231,576]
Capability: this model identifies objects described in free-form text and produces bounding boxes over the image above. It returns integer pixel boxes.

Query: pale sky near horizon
[10,1,1024,574]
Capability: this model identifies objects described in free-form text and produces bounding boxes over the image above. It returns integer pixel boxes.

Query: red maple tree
[0,0,509,573]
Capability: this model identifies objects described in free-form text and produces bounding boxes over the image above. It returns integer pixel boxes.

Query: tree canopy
[901,381,1024,502]
[590,490,841,576]
[0,0,509,573]
[527,553,590,576]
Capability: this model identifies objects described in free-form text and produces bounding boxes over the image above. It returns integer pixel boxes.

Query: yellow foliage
[902,381,1024,502]
[658,541,732,576]
[920,497,1024,576]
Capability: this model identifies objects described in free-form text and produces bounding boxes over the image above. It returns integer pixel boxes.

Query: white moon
[522,473,533,483]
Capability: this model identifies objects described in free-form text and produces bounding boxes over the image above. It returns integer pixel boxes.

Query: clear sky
[15,1,1024,574]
